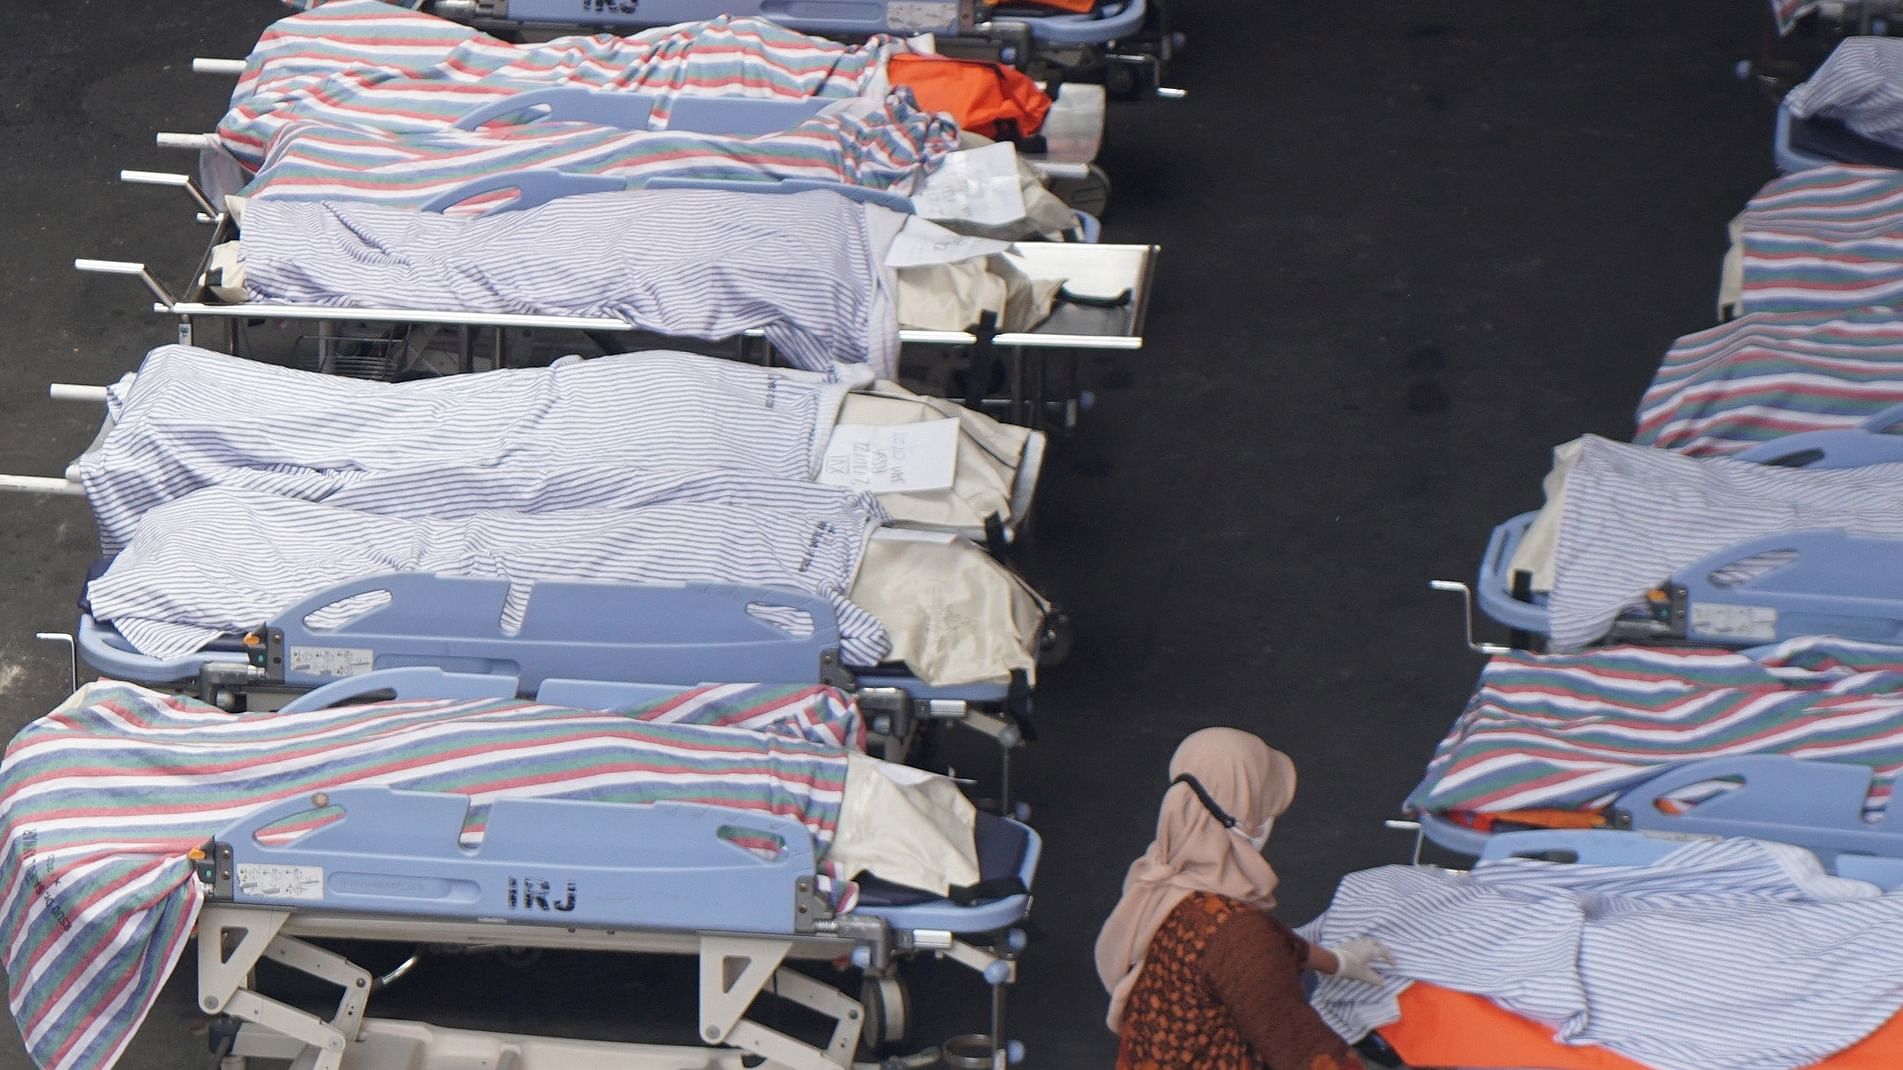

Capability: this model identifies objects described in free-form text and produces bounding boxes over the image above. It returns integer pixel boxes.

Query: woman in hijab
[1094,727,1391,1070]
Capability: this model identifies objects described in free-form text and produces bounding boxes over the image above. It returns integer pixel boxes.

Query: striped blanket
[81,345,857,552]
[219,3,953,200]
[1305,837,1903,1070]
[1736,165,1903,314]
[1633,309,1903,456]
[0,681,862,1070]
[237,188,902,374]
[1544,435,1903,649]
[1406,638,1903,816]
[223,2,901,171]
[242,94,955,203]
[1784,37,1903,150]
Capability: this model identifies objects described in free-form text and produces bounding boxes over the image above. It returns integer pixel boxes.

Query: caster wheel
[1104,62,1142,100]
[1035,610,1074,667]
[860,973,913,1055]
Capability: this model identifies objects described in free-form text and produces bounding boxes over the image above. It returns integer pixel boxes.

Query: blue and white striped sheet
[238,188,902,375]
[1546,435,1903,649]
[86,483,892,666]
[1303,837,1903,1070]
[81,345,860,553]
[1784,37,1903,150]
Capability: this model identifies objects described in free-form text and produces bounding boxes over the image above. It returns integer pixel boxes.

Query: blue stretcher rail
[1474,414,1903,646]
[1775,103,1903,173]
[1418,754,1903,873]
[80,573,859,693]
[1476,827,1903,888]
[208,785,1041,935]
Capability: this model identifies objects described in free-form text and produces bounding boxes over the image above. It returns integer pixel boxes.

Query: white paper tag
[821,420,959,493]
[1689,603,1778,642]
[911,143,1026,227]
[885,215,1013,268]
[288,645,374,678]
[237,863,324,902]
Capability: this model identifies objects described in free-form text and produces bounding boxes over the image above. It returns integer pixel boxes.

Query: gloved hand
[1328,938,1395,984]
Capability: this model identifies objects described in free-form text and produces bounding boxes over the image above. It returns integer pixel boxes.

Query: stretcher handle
[0,475,83,497]
[645,176,915,213]
[450,87,658,133]
[49,384,108,403]
[418,170,627,216]
[155,132,217,152]
[73,260,177,307]
[119,171,219,219]
[192,58,247,76]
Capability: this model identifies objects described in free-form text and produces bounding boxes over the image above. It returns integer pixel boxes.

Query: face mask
[1232,816,1273,852]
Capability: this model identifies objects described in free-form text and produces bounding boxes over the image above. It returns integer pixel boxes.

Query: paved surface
[0,1,1777,1066]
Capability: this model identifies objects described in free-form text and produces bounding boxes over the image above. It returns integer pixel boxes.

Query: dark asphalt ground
[0,2,1781,1066]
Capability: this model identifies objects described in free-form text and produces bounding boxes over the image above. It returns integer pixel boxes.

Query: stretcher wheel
[1035,610,1074,667]
[859,973,913,1054]
[1049,164,1112,219]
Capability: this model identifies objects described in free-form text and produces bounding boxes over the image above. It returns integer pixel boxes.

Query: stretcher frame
[193,783,1038,1070]
[1397,754,1903,863]
[81,168,1158,431]
[1464,414,1903,649]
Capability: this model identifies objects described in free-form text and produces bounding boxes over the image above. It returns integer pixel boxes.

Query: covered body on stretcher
[1398,636,1903,859]
[1319,828,1903,1070]
[1472,425,1903,651]
[7,346,1058,755]
[0,679,1038,1070]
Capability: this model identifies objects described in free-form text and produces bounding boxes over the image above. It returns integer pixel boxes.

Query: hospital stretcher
[64,573,1046,802]
[193,782,1037,1070]
[1467,414,1903,649]
[1399,753,1903,861]
[1366,827,1903,1070]
[80,171,1156,431]
[416,0,1181,101]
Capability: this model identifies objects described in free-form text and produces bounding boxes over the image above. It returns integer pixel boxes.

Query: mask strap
[1170,773,1238,829]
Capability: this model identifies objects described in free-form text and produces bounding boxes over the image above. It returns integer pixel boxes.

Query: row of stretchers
[1335,31,1903,1070]
[0,0,1187,1067]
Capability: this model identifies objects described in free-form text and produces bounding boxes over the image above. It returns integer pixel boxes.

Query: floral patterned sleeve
[1200,907,1363,1070]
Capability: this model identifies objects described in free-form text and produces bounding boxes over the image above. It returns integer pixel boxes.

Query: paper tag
[885,215,1013,268]
[237,863,324,902]
[911,143,1026,226]
[821,420,959,493]
[887,0,958,32]
[1689,603,1777,642]
[288,645,374,678]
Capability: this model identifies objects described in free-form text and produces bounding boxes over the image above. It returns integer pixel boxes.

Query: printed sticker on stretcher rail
[289,646,375,678]
[1689,603,1778,643]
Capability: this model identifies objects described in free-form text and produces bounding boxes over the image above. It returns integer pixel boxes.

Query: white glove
[1328,938,1394,984]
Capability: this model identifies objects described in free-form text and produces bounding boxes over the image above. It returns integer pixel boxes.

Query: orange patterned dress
[1116,892,1363,1070]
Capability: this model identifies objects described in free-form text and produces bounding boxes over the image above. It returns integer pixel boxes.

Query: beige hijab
[1093,728,1298,1032]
